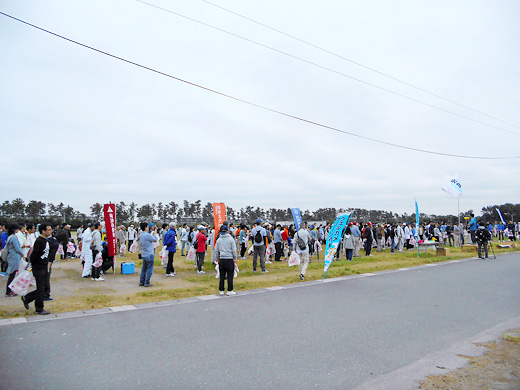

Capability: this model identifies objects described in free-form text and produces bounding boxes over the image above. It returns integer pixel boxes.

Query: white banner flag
[442,173,462,198]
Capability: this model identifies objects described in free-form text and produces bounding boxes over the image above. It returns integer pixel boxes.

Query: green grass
[1,239,517,319]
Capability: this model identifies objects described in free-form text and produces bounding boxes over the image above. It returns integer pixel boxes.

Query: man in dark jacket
[22,223,52,315]
[163,222,177,277]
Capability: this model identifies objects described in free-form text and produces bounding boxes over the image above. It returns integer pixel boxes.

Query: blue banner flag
[323,213,351,279]
[291,208,302,231]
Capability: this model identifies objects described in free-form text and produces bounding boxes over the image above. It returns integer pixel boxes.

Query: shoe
[5,292,16,298]
[91,278,95,281]
[0,272,7,277]
[369,254,374,257]
[199,271,205,274]
[261,270,268,273]
[241,257,247,259]
[44,297,53,301]
[82,275,91,278]
[35,309,51,315]
[227,291,236,296]
[139,283,144,286]
[144,283,153,287]
[21,296,30,309]
[219,291,225,296]
[265,261,272,264]
[300,274,304,280]
[96,277,104,281]
[253,270,257,272]
[165,273,174,277]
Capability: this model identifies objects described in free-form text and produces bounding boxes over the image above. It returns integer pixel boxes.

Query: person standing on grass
[350,222,361,257]
[251,219,268,273]
[127,224,137,251]
[469,214,477,243]
[395,222,405,252]
[90,223,104,281]
[139,222,158,287]
[364,222,374,257]
[294,222,312,280]
[163,222,177,277]
[81,223,93,278]
[239,225,248,259]
[343,226,355,261]
[273,224,283,262]
[195,225,208,274]
[22,223,52,315]
[117,225,127,256]
[5,224,24,297]
[214,225,237,296]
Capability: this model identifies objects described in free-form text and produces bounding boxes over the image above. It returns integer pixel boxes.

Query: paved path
[1,253,519,389]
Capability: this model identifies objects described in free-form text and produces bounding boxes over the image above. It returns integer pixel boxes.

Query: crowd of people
[1,215,518,314]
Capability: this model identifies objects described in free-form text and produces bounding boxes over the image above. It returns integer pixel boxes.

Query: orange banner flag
[212,202,226,247]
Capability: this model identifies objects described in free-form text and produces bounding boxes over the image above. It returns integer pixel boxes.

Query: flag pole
[457,197,461,247]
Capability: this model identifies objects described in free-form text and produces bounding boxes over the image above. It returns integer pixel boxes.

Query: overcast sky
[2,0,519,217]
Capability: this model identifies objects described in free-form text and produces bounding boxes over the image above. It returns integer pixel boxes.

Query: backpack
[296,233,306,250]
[193,234,199,250]
[254,229,263,244]
[0,236,12,262]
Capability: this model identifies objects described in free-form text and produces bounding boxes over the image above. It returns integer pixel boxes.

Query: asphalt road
[1,253,519,389]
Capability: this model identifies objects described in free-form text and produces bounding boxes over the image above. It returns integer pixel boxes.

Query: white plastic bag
[57,245,64,256]
[75,248,81,257]
[288,251,301,267]
[187,247,196,261]
[160,246,168,266]
[93,252,103,268]
[120,244,127,255]
[129,241,138,253]
[67,242,75,253]
[8,269,35,296]
[247,245,254,255]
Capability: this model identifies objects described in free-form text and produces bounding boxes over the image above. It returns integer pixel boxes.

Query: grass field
[0,240,518,319]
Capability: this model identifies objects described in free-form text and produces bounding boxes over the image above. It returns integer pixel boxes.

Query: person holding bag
[5,224,24,297]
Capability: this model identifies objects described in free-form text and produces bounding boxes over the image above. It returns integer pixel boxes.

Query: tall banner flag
[496,208,506,224]
[442,172,463,198]
[323,213,351,280]
[291,208,302,231]
[103,203,117,257]
[213,202,226,247]
[415,200,420,258]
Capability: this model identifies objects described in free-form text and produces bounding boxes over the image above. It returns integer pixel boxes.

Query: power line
[1,11,518,160]
[200,0,520,130]
[136,0,520,137]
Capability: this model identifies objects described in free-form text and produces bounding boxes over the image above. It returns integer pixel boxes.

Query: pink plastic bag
[8,269,35,296]
[288,252,300,267]
[57,245,64,256]
[93,252,103,268]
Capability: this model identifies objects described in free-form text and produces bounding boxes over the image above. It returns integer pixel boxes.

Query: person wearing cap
[127,224,137,251]
[295,222,312,280]
[195,225,208,274]
[350,222,362,257]
[163,222,177,276]
[214,225,237,295]
[250,219,268,273]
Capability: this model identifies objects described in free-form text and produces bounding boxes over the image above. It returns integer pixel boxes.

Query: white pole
[457,197,461,247]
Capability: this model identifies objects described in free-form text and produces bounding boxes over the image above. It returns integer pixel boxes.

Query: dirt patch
[419,329,520,390]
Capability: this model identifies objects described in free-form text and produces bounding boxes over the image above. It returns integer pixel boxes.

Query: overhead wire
[200,0,520,130]
[1,11,519,160]
[136,0,520,137]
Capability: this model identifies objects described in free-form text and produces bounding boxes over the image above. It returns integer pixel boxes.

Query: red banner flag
[213,202,226,247]
[103,203,117,257]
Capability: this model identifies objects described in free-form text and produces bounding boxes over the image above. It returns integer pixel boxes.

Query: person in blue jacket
[497,222,505,242]
[163,222,177,277]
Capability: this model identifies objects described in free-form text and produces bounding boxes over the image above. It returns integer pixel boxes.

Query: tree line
[1,198,518,228]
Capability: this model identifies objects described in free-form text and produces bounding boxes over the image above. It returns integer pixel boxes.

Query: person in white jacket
[81,224,94,278]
